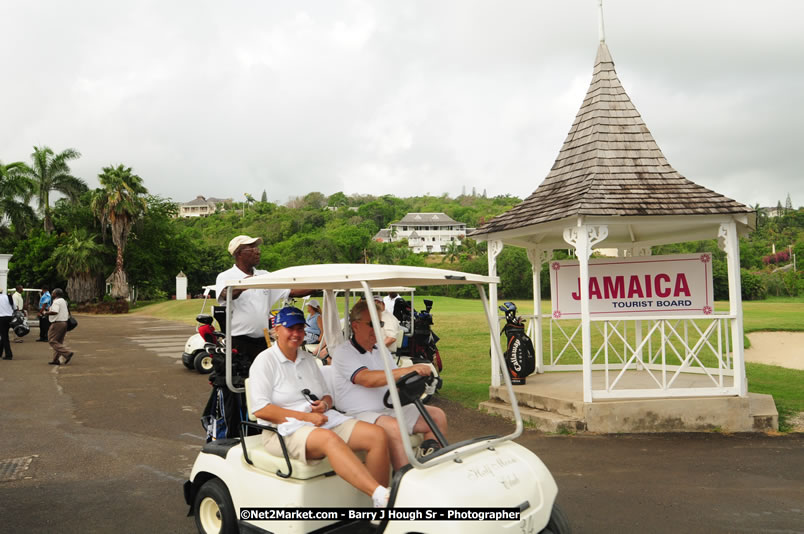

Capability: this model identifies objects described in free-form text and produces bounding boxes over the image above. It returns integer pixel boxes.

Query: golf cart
[182,286,222,374]
[183,264,568,533]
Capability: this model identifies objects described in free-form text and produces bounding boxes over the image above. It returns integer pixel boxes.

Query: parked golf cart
[182,286,223,374]
[183,264,569,534]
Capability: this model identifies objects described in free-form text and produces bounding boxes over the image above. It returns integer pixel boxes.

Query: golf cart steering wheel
[383,371,433,408]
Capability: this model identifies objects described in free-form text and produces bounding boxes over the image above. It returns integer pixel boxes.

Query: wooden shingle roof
[473,43,752,237]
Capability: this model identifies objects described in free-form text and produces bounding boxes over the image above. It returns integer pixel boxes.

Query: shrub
[740,269,766,300]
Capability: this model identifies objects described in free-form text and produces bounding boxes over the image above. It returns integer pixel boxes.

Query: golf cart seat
[242,380,334,480]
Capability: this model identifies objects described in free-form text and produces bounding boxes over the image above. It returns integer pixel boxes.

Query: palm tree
[20,146,87,233]
[442,240,461,264]
[52,229,105,302]
[91,164,148,299]
[0,160,35,235]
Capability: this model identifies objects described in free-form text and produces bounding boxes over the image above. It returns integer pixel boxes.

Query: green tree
[52,229,105,302]
[0,160,35,235]
[442,240,460,264]
[260,190,268,203]
[20,146,87,234]
[327,191,348,207]
[91,164,148,299]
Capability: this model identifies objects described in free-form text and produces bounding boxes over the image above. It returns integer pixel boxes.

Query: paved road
[0,315,802,533]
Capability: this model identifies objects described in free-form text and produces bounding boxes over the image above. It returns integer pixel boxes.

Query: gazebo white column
[526,248,551,373]
[563,223,608,402]
[0,254,12,294]
[487,239,504,386]
[719,220,748,397]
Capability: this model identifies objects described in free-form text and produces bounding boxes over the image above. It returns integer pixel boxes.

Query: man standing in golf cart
[332,299,448,470]
[215,235,310,364]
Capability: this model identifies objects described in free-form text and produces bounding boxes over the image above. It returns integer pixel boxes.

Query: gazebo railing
[520,312,739,399]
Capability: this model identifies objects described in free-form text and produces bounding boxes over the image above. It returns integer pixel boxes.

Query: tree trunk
[109,268,129,300]
[67,272,102,303]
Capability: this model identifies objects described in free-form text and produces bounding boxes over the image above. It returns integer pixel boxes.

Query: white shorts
[349,404,420,435]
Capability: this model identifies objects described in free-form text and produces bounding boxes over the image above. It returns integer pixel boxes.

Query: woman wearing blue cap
[247,306,392,508]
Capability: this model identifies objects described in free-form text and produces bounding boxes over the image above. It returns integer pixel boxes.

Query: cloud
[1,0,802,208]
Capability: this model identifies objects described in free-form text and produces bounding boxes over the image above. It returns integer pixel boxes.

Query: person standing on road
[46,288,73,365]
[0,288,14,360]
[12,285,25,343]
[37,285,52,342]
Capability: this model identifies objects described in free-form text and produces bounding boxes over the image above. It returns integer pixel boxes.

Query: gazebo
[470,36,769,430]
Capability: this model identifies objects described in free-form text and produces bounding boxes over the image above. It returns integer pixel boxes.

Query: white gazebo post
[526,248,550,373]
[0,254,11,294]
[487,239,504,386]
[720,220,748,396]
[176,271,188,300]
[564,223,608,402]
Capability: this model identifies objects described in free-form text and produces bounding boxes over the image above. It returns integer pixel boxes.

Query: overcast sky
[2,1,802,208]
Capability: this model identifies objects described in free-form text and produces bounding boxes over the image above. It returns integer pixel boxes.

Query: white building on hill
[179,196,231,217]
[374,212,472,253]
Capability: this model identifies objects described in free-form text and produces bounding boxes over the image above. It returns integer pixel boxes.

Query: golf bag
[397,299,442,372]
[499,302,535,385]
[10,310,30,337]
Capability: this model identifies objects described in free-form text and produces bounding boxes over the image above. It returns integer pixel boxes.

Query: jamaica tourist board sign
[549,253,714,319]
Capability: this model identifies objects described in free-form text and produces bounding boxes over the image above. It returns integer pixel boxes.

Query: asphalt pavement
[0,314,801,533]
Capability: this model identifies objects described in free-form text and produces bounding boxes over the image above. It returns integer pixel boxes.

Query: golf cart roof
[224,264,498,291]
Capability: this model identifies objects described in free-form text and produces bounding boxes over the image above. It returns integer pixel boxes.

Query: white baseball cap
[228,235,263,256]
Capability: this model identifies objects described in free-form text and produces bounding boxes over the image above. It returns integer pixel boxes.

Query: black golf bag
[499,302,535,385]
[397,299,442,372]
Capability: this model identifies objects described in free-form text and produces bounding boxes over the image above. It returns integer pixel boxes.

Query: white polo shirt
[215,265,289,337]
[48,298,69,322]
[380,309,400,351]
[248,344,348,434]
[332,338,398,415]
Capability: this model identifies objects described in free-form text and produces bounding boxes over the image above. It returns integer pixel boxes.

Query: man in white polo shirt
[331,299,448,470]
[215,235,310,364]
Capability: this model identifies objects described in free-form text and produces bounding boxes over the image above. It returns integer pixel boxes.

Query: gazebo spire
[598,0,606,43]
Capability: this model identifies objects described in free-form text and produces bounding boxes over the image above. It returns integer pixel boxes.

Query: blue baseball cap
[276,306,305,328]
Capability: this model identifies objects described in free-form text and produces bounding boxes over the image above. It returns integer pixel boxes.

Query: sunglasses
[357,320,384,329]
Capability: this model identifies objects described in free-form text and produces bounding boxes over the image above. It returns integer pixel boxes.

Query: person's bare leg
[413,406,448,442]
[305,428,380,497]
[374,415,409,470]
[347,422,390,486]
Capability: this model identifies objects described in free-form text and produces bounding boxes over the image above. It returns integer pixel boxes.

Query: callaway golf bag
[499,302,535,384]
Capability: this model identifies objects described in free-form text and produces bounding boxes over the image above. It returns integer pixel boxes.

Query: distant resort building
[374,212,473,253]
[179,195,231,217]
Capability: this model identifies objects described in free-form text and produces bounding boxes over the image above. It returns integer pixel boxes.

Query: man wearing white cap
[215,235,309,364]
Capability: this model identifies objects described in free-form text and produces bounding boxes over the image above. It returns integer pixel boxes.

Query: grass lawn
[131,295,804,430]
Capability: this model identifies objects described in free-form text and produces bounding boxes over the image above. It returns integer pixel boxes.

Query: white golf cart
[182,286,220,374]
[183,264,569,534]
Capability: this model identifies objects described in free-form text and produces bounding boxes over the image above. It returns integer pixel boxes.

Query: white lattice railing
[519,312,739,399]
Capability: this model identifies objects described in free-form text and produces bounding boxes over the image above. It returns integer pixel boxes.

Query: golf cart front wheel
[181,352,195,369]
[194,351,214,374]
[542,503,571,534]
[194,478,237,534]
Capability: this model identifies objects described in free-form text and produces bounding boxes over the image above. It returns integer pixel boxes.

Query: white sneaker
[372,486,390,508]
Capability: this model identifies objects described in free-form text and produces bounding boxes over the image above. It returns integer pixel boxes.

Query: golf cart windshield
[221,263,524,470]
